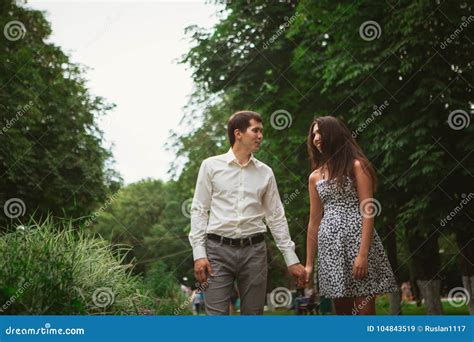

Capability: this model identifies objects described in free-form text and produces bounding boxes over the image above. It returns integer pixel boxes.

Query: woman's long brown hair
[307,116,377,191]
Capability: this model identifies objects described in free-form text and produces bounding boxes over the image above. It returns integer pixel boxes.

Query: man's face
[237,119,263,152]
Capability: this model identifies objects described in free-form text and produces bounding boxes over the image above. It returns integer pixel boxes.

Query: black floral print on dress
[316,176,399,298]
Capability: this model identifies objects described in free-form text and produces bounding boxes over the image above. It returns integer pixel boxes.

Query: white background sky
[27,0,220,184]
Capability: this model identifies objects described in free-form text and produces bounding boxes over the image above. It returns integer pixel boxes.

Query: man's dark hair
[227,111,262,146]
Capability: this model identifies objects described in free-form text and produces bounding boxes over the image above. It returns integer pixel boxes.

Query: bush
[0,218,154,315]
[144,261,192,315]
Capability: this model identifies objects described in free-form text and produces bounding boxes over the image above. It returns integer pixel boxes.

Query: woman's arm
[305,170,324,284]
[353,159,375,280]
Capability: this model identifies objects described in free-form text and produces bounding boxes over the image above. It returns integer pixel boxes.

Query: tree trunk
[389,292,401,315]
[407,228,443,314]
[461,276,474,315]
[409,267,421,306]
[456,229,474,315]
[417,279,443,315]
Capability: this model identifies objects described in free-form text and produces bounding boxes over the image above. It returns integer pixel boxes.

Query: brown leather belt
[207,233,264,247]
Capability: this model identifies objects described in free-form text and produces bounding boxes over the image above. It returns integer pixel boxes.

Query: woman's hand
[352,254,368,280]
[304,265,314,284]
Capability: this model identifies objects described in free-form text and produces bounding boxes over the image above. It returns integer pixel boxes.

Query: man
[189,110,306,315]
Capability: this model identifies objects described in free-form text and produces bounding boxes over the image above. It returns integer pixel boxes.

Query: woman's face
[312,123,322,152]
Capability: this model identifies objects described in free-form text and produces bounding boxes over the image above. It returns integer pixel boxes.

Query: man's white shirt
[189,148,299,266]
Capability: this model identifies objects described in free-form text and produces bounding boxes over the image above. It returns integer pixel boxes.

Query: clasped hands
[287,263,307,287]
[194,258,309,287]
[195,256,368,286]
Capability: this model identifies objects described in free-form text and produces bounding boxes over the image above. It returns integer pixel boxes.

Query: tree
[175,0,472,314]
[90,179,194,280]
[290,0,472,314]
[0,0,120,230]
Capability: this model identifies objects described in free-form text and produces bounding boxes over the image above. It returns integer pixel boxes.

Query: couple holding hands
[189,111,398,315]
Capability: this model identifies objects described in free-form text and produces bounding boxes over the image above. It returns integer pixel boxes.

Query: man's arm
[262,170,305,285]
[189,160,213,283]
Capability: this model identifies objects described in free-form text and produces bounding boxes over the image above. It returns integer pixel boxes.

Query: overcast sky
[27,0,220,184]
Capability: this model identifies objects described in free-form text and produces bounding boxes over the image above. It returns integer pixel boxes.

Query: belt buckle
[240,239,244,247]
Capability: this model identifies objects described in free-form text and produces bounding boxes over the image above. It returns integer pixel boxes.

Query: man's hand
[288,263,306,287]
[194,258,214,284]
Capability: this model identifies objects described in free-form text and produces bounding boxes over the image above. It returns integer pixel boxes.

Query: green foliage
[0,0,121,230]
[173,0,473,285]
[90,179,194,278]
[144,261,192,315]
[1,0,471,312]
[0,217,153,315]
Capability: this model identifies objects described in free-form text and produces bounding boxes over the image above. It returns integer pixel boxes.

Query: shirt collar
[225,148,257,167]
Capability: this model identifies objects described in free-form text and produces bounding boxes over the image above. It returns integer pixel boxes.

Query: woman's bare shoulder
[309,168,323,184]
[354,159,362,170]
[353,159,369,176]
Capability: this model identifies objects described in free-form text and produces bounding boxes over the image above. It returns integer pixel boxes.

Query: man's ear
[234,128,241,141]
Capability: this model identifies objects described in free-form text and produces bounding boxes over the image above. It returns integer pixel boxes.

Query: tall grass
[145,260,192,315]
[0,217,154,315]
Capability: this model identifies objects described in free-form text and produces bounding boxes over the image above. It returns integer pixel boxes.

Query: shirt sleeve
[262,169,300,266]
[188,159,212,261]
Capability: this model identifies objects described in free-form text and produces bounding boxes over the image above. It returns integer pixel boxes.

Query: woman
[304,116,398,315]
